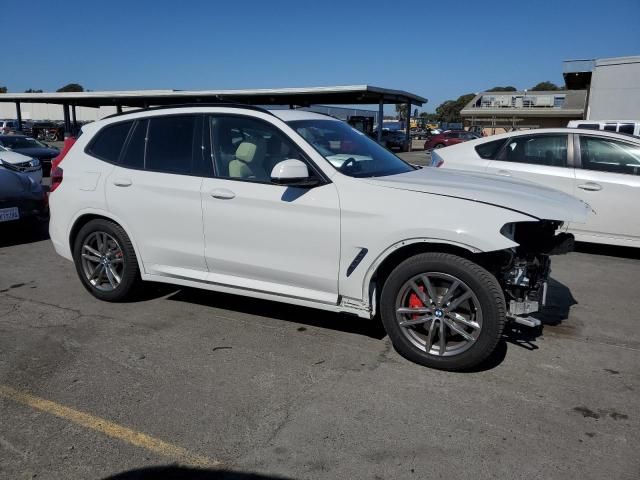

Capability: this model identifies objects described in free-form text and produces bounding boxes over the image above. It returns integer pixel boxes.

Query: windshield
[288,119,414,178]
[0,137,48,149]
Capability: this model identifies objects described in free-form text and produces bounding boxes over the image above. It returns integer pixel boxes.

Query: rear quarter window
[87,121,133,162]
[474,139,506,159]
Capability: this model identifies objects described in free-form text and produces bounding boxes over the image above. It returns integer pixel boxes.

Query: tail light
[50,166,63,193]
[51,136,76,171]
[433,158,444,168]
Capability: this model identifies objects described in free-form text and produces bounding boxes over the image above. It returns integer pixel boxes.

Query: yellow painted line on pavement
[0,384,221,468]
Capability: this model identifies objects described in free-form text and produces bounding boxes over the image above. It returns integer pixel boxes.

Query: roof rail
[102,102,274,120]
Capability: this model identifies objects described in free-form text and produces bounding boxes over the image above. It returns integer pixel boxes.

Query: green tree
[419,111,439,122]
[24,88,43,93]
[435,93,476,123]
[485,86,517,92]
[0,86,7,93]
[530,81,562,91]
[56,83,84,92]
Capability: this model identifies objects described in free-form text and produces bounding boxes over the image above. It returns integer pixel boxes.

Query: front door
[200,114,341,304]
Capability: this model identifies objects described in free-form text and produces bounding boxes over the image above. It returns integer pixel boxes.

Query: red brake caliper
[408,286,426,319]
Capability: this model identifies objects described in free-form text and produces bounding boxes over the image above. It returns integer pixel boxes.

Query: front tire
[73,219,141,302]
[380,253,505,371]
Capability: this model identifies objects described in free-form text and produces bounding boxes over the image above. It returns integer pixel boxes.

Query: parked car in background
[0,145,42,183]
[0,135,59,176]
[424,130,480,150]
[567,120,640,137]
[429,128,640,248]
[32,122,64,141]
[373,129,410,152]
[49,105,590,371]
[0,164,47,227]
[0,120,18,134]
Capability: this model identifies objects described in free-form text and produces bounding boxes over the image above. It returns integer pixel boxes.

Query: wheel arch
[68,211,145,273]
[363,238,504,317]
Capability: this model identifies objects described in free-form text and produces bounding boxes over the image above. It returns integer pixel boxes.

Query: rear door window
[579,136,640,175]
[87,121,133,162]
[120,120,147,169]
[500,134,568,167]
[146,115,200,175]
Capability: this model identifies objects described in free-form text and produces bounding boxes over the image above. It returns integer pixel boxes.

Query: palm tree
[395,104,408,121]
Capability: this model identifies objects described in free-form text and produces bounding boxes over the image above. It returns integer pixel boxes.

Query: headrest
[235,142,257,163]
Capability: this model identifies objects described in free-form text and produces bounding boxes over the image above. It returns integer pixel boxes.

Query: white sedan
[429,128,640,248]
[0,145,42,183]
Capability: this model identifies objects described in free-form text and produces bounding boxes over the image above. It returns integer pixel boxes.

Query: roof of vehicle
[567,119,640,124]
[471,128,640,144]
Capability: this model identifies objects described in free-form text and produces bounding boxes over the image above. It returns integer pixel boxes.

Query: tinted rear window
[475,139,506,159]
[577,123,600,130]
[88,121,132,162]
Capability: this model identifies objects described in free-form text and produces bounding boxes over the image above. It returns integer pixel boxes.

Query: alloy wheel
[394,272,483,356]
[80,231,125,292]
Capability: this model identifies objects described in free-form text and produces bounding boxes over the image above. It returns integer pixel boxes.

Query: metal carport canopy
[0,85,426,108]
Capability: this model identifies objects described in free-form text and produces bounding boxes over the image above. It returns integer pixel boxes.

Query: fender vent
[346,248,368,277]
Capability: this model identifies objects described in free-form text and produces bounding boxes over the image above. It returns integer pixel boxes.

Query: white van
[567,120,640,137]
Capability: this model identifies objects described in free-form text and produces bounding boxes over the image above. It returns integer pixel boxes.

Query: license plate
[0,207,20,222]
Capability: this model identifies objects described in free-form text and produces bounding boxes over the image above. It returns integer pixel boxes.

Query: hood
[10,147,59,158]
[0,149,33,165]
[364,168,591,223]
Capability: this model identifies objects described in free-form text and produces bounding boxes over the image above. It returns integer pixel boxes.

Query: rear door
[104,114,209,278]
[485,133,576,195]
[572,134,640,242]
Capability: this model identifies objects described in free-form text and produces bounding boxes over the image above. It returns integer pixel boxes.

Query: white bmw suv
[49,105,590,370]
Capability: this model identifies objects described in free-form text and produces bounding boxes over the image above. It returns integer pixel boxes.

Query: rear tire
[73,219,141,302]
[434,143,445,149]
[380,253,505,371]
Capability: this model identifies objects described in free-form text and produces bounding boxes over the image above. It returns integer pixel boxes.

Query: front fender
[335,176,535,305]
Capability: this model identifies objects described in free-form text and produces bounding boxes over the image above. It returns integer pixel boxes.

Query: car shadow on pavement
[166,287,387,339]
[500,276,577,353]
[0,219,49,248]
[103,466,292,480]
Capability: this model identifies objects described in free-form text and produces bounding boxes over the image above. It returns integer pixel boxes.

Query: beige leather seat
[228,139,267,180]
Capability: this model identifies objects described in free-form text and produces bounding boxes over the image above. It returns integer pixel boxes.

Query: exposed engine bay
[498,221,574,320]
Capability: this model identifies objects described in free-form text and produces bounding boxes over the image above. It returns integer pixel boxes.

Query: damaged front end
[498,221,574,325]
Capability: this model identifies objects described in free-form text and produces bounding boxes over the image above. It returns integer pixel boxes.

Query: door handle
[210,188,236,200]
[496,170,511,177]
[112,178,132,187]
[578,182,602,191]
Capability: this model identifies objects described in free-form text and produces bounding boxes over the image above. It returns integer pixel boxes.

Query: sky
[3,0,640,112]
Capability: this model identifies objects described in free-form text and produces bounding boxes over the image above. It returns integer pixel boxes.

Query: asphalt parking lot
[1,168,639,480]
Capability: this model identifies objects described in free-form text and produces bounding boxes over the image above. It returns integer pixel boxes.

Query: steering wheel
[339,157,357,173]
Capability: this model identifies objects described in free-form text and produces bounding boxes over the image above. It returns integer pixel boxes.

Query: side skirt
[140,273,372,319]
